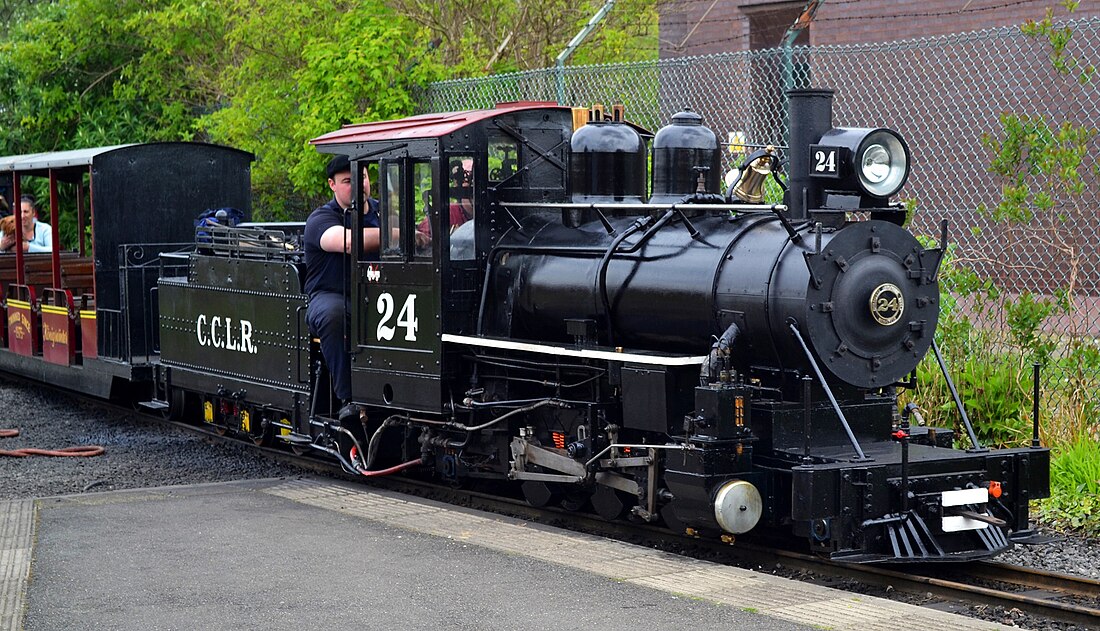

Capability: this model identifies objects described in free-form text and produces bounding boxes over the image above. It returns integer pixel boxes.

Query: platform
[1,477,1019,630]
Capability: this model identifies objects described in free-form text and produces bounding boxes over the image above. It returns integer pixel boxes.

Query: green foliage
[908,245,1063,449]
[0,0,204,153]
[1037,434,1100,537]
[1021,1,1096,84]
[1004,292,1059,364]
[197,0,442,219]
[388,0,658,77]
[981,114,1095,226]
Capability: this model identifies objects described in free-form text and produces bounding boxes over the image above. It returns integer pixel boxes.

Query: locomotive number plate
[375,291,420,342]
[869,283,904,326]
[809,145,842,178]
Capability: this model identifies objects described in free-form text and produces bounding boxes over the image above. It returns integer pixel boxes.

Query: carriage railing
[97,242,192,364]
[195,223,305,262]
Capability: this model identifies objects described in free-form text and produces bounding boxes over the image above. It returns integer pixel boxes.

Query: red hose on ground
[356,457,420,477]
[0,428,106,458]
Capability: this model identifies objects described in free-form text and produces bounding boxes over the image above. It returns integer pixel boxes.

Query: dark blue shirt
[303,197,379,296]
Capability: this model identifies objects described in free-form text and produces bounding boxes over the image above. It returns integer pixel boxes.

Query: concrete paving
[1,477,1019,630]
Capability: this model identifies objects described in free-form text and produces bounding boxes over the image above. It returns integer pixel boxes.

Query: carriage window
[488,137,518,183]
[412,161,433,260]
[381,161,403,259]
[447,156,475,261]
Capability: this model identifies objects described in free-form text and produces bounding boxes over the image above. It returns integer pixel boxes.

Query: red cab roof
[310,102,564,148]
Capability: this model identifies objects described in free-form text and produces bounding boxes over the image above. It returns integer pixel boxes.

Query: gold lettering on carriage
[7,311,29,340]
[42,323,68,345]
[195,314,257,354]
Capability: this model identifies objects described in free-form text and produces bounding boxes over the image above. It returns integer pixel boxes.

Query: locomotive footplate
[788,441,1050,562]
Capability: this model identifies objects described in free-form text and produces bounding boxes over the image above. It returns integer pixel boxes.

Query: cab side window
[381,161,403,259]
[488,137,518,183]
[357,161,380,263]
[447,156,475,262]
[412,161,433,261]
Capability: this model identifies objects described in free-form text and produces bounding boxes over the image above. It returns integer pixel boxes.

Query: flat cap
[326,154,350,179]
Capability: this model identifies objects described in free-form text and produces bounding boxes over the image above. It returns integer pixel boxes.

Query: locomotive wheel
[560,487,591,512]
[659,502,691,536]
[521,481,560,508]
[167,388,187,422]
[252,417,275,447]
[592,485,631,521]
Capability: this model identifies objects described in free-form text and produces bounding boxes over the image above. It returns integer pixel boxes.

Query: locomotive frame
[0,90,1050,563]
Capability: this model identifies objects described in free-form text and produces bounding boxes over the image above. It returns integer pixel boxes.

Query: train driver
[303,155,380,422]
[0,195,53,254]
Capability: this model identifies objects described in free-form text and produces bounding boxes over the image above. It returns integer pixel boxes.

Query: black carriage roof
[0,142,253,176]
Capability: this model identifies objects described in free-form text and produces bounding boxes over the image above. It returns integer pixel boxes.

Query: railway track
[901,561,1100,629]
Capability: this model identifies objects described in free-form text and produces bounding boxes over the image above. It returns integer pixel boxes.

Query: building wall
[660,0,1100,57]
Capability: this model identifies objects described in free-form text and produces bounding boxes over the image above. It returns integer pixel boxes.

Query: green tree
[193,0,442,218]
[1,0,656,219]
[0,0,209,153]
[389,0,659,76]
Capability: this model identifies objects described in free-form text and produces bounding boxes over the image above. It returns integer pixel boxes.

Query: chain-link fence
[417,18,1100,385]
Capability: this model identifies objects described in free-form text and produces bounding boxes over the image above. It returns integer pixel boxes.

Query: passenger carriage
[0,143,251,398]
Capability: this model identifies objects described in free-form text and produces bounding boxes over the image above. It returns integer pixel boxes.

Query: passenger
[0,195,52,253]
[415,159,473,250]
[303,155,380,422]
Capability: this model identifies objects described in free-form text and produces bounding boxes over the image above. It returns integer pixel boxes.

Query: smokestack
[786,89,834,221]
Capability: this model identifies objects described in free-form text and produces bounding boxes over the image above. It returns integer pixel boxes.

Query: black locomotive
[0,89,1049,562]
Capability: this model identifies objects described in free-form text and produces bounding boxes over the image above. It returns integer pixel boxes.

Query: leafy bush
[1037,434,1100,538]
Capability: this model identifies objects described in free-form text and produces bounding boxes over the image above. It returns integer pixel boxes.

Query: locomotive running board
[442,334,706,366]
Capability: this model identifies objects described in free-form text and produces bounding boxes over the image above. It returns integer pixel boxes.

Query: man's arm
[318,225,380,254]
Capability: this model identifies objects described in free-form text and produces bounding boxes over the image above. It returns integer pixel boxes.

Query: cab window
[488,136,518,183]
[447,156,475,261]
[381,161,403,259]
[412,161,433,260]
[358,161,380,262]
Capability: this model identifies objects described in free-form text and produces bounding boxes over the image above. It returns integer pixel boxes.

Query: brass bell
[732,145,776,203]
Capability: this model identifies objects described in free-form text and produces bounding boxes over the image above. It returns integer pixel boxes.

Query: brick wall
[660,0,1100,57]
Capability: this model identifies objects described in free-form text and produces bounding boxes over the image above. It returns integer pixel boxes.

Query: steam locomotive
[0,89,1049,563]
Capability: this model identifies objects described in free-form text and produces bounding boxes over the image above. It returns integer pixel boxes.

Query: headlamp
[810,127,911,202]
